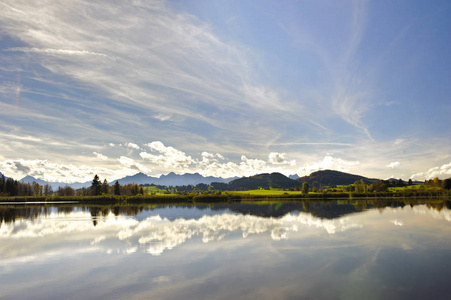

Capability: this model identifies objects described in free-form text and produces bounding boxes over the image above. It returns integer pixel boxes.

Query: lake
[1,200,450,299]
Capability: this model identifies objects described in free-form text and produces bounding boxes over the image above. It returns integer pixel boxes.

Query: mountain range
[16,169,409,191]
[115,172,238,186]
[19,172,238,190]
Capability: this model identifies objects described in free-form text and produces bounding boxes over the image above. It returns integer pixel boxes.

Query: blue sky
[0,0,450,183]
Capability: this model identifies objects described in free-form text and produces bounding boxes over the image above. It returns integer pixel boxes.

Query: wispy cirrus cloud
[0,0,449,181]
[4,47,110,58]
[282,0,373,138]
[0,0,298,158]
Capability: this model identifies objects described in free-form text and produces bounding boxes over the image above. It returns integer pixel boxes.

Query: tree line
[81,175,144,196]
[0,174,144,197]
[1,173,451,198]
[0,174,54,197]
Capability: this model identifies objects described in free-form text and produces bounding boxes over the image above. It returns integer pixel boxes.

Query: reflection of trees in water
[0,206,53,227]
[1,200,450,227]
[426,202,449,212]
[89,207,100,227]
[57,206,74,215]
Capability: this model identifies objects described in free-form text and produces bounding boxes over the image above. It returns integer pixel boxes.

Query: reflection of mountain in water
[212,202,364,219]
[1,200,450,227]
[210,200,443,219]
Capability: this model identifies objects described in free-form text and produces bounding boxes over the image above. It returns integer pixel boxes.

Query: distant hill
[20,175,90,190]
[228,172,300,190]
[296,170,377,188]
[114,172,157,185]
[20,175,49,186]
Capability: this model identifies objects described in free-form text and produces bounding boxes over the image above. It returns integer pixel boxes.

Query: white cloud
[268,152,286,164]
[1,141,293,181]
[93,152,108,160]
[125,143,140,150]
[296,154,359,176]
[239,155,269,174]
[386,161,400,169]
[140,141,194,169]
[0,158,144,183]
[118,156,151,174]
[410,162,451,180]
[194,154,284,178]
[1,159,95,182]
[198,152,225,166]
[268,152,296,166]
[138,142,294,178]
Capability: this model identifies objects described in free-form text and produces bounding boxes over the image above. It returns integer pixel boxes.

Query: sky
[0,0,450,183]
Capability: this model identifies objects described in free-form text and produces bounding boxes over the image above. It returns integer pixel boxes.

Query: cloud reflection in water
[0,210,362,257]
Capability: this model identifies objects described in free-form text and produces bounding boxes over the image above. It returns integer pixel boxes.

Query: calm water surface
[1,200,450,299]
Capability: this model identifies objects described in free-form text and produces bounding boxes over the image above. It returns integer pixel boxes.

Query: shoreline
[1,191,450,204]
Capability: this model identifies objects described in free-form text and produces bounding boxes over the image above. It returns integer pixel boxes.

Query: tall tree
[372,180,388,192]
[44,184,53,196]
[443,178,451,190]
[91,174,102,196]
[114,181,121,195]
[0,174,5,194]
[57,185,75,196]
[5,178,18,196]
[101,179,109,195]
[302,182,309,194]
[32,182,43,196]
[354,179,366,193]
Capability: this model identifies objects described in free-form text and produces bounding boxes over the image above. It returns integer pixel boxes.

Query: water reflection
[0,206,361,257]
[2,199,450,226]
[1,200,451,299]
[1,200,450,257]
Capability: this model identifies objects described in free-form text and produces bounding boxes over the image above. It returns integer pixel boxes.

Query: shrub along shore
[1,189,450,204]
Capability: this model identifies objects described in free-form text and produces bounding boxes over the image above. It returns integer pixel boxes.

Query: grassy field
[387,184,423,192]
[229,189,306,196]
[142,186,173,195]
